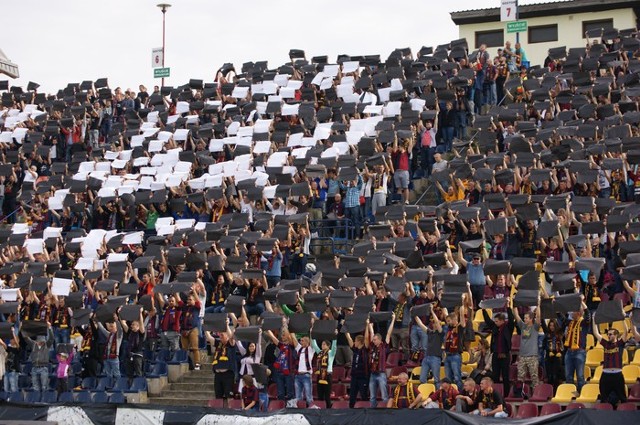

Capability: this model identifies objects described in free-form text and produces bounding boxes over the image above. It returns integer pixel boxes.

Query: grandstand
[1,3,640,422]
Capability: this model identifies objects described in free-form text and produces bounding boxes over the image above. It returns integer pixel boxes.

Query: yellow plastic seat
[418,383,436,398]
[575,383,599,403]
[461,364,474,375]
[631,350,640,367]
[590,366,603,384]
[586,334,595,350]
[410,367,421,384]
[622,365,640,385]
[623,349,629,365]
[462,351,470,364]
[550,384,577,404]
[585,348,604,369]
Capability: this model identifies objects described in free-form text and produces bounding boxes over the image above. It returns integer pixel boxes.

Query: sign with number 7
[501,0,517,22]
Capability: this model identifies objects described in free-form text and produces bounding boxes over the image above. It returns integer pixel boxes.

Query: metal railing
[308,218,355,256]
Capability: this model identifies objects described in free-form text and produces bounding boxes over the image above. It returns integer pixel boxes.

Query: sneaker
[571,391,580,398]
[194,364,201,371]
[309,404,321,409]
[286,399,298,408]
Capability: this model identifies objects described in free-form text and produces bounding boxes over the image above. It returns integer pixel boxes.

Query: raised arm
[385,313,396,345]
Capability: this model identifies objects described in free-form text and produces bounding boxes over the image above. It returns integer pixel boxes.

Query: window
[528,24,558,43]
[582,19,614,36]
[475,29,504,48]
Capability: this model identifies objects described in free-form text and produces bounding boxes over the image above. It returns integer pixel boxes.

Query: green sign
[154,67,170,78]
[507,21,527,33]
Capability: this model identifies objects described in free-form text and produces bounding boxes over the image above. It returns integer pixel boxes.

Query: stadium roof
[0,48,19,78]
[451,0,640,25]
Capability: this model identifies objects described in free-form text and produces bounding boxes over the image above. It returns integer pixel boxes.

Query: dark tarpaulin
[0,402,638,425]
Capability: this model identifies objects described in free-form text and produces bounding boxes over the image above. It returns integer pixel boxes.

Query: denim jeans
[294,373,313,405]
[4,371,18,392]
[345,206,361,238]
[103,358,121,379]
[204,305,225,314]
[369,372,388,407]
[420,355,442,387]
[54,327,70,345]
[274,371,294,400]
[259,391,270,412]
[410,326,428,353]
[31,366,49,391]
[565,349,586,391]
[473,408,508,418]
[441,127,455,152]
[444,353,463,390]
[245,303,265,317]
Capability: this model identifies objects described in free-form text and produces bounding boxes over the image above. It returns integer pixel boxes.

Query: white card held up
[74,257,96,271]
[25,239,44,255]
[122,232,144,245]
[107,253,129,263]
[43,227,63,240]
[52,278,73,296]
[0,289,18,302]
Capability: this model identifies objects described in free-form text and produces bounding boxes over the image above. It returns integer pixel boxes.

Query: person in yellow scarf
[562,296,589,392]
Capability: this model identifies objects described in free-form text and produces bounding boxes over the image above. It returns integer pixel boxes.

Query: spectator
[469,339,493,384]
[97,318,123,380]
[365,314,395,408]
[240,374,260,411]
[415,311,444,388]
[422,377,458,410]
[482,307,515,397]
[265,326,295,406]
[561,298,590,392]
[443,305,466,390]
[23,327,54,392]
[345,332,369,408]
[513,305,541,393]
[592,315,628,406]
[311,337,336,408]
[55,351,74,393]
[388,372,421,409]
[456,378,480,413]
[1,328,20,393]
[206,322,238,406]
[121,306,146,378]
[472,377,509,418]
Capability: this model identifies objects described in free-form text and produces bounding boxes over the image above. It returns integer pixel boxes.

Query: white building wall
[458,8,636,66]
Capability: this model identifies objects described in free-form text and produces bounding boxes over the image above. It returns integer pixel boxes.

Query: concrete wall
[458,8,637,66]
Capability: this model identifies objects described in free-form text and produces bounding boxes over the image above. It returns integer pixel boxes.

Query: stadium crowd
[1,26,640,416]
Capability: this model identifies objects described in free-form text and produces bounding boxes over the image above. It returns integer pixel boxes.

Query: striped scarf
[565,318,583,350]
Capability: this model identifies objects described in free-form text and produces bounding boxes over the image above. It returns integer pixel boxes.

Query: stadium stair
[147,351,214,406]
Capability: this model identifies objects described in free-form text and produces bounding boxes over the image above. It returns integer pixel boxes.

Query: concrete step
[169,382,215,391]
[147,397,211,406]
[154,390,214,399]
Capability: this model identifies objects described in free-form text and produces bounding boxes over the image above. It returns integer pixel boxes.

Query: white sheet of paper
[0,289,18,302]
[253,141,271,154]
[231,86,249,99]
[175,219,195,230]
[52,278,73,296]
[342,61,360,74]
[12,223,30,234]
[122,231,144,245]
[25,238,44,255]
[281,103,299,116]
[262,185,277,199]
[176,101,190,115]
[44,227,63,240]
[74,258,95,271]
[107,253,129,263]
[174,129,189,141]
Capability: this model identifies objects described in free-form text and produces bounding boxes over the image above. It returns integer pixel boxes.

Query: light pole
[157,3,171,86]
